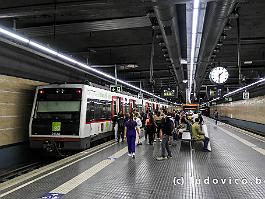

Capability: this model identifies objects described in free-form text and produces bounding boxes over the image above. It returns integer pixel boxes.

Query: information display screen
[163,89,175,97]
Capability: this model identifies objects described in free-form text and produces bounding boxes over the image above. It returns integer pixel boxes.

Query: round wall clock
[209,66,229,84]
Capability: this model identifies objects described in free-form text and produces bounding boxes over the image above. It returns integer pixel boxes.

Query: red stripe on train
[30,137,80,142]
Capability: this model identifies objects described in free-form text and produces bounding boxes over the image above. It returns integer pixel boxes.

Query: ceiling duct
[195,0,238,93]
[152,1,185,97]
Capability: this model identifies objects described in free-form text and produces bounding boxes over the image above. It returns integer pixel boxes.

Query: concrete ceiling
[199,0,265,100]
[0,0,264,102]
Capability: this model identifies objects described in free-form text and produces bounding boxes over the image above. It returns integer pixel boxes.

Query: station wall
[211,96,265,134]
[0,75,46,147]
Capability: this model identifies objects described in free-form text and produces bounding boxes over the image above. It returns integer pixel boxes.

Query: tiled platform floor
[1,117,265,199]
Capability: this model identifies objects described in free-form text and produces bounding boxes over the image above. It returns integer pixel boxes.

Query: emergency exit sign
[110,85,122,92]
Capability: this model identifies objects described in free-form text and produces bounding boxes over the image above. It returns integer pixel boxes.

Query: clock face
[209,67,229,84]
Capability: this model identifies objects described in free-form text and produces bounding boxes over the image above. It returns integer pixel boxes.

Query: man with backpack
[157,110,173,160]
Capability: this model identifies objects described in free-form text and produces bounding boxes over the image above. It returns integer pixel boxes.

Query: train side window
[86,99,95,122]
[99,100,105,119]
[94,100,100,120]
[125,103,129,114]
[101,100,108,120]
[106,101,111,120]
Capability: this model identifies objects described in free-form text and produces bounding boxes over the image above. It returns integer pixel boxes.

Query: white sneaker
[128,153,132,157]
[132,153,135,158]
[156,156,168,161]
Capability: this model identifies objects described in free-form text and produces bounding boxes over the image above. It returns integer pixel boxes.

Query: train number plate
[52,122,61,132]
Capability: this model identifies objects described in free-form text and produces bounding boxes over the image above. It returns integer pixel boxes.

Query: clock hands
[218,72,224,83]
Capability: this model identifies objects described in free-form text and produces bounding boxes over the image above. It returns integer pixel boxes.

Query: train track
[0,161,47,183]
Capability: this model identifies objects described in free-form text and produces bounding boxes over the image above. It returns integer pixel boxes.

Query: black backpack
[162,117,174,135]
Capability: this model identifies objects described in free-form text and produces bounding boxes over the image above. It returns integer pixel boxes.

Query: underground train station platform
[1,118,265,199]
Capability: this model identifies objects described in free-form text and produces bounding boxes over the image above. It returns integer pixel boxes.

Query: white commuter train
[29,84,168,151]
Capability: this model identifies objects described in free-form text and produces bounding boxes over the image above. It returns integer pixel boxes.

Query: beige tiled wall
[212,96,265,124]
[0,75,46,147]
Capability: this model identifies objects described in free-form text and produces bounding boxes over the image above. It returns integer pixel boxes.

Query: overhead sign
[225,97,232,102]
[243,91,249,100]
[110,85,122,93]
[162,88,175,97]
[138,93,143,99]
[209,89,216,97]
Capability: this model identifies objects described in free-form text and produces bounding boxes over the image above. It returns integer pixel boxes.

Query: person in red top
[145,113,157,145]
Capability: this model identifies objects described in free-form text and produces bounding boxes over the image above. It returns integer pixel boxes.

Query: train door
[112,96,123,116]
[129,99,136,113]
[152,103,156,111]
[145,101,149,113]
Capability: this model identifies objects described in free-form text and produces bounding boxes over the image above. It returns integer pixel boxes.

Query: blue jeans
[161,135,171,157]
[203,137,210,149]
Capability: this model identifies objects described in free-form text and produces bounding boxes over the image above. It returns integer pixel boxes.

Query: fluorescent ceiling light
[189,0,200,93]
[57,53,79,65]
[224,78,265,97]
[243,61,252,65]
[201,78,265,106]
[181,59,187,64]
[29,41,58,56]
[0,27,29,43]
[0,25,168,103]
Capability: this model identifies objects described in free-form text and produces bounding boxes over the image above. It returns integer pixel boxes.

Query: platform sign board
[243,91,249,100]
[110,85,122,93]
[162,87,176,98]
[225,97,232,102]
[138,93,143,99]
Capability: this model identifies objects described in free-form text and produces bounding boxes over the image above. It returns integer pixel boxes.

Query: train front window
[35,101,81,120]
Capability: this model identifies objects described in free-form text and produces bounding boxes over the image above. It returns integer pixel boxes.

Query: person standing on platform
[124,114,137,158]
[214,110,219,125]
[157,111,173,160]
[134,112,142,145]
[154,111,162,142]
[145,113,157,145]
[117,113,125,142]
[175,111,180,128]
[112,112,119,142]
[198,113,204,128]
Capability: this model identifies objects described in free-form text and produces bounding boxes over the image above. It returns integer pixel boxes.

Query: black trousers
[147,130,154,144]
[117,128,124,142]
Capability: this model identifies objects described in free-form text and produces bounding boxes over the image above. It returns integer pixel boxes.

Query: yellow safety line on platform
[222,123,265,143]
[0,142,116,197]
[0,141,115,191]
[51,147,128,194]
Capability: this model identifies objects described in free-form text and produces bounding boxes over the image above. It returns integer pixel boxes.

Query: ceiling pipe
[152,0,185,98]
[195,0,239,93]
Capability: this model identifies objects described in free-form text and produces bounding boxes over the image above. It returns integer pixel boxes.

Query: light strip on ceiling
[0,26,168,102]
[189,0,200,96]
[201,78,265,106]
[223,78,265,97]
